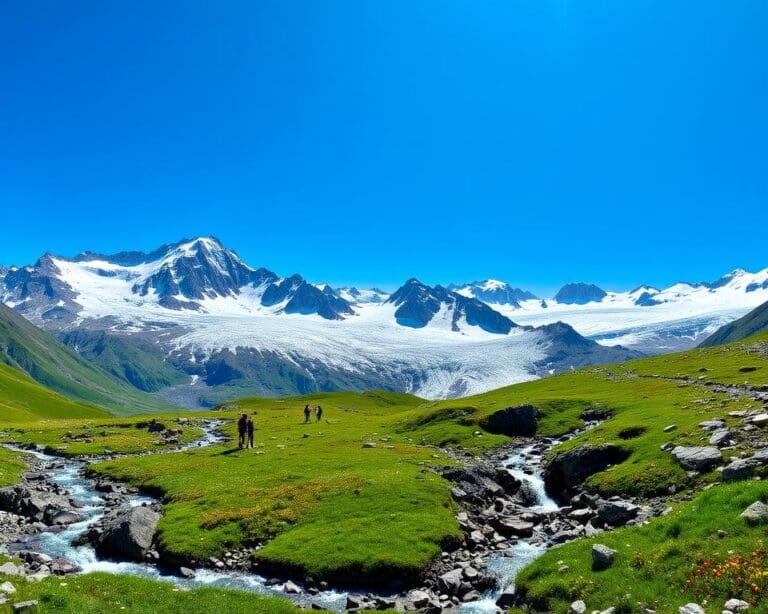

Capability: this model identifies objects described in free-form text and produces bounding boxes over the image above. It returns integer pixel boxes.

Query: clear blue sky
[1,1,766,294]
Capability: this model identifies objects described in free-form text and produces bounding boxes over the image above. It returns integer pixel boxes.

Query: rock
[492,518,534,537]
[722,459,757,482]
[663,424,677,432]
[0,563,22,576]
[496,592,516,608]
[95,506,161,562]
[179,566,195,579]
[283,580,301,594]
[0,581,16,594]
[592,543,616,570]
[749,413,768,427]
[346,595,363,610]
[544,445,630,501]
[482,405,538,437]
[0,485,72,523]
[46,510,86,525]
[462,590,481,603]
[13,601,38,613]
[740,501,768,525]
[597,500,640,526]
[569,601,587,614]
[407,590,431,608]
[699,420,725,431]
[679,604,705,614]
[710,428,734,447]
[361,442,377,448]
[438,568,463,595]
[724,599,749,611]
[671,446,722,471]
[147,421,167,433]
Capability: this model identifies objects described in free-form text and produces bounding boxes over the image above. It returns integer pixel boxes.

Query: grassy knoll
[0,572,301,613]
[512,481,768,613]
[0,362,107,423]
[91,391,462,584]
[0,446,28,487]
[0,417,204,457]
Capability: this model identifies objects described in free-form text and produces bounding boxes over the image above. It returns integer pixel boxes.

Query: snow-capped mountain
[448,280,538,308]
[452,269,768,353]
[0,237,639,407]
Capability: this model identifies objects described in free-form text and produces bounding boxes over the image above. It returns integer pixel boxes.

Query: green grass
[0,572,302,613]
[513,481,768,613]
[0,417,204,457]
[0,361,108,422]
[0,446,28,487]
[0,303,179,415]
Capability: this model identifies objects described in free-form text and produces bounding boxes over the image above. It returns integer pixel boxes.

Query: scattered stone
[663,424,677,432]
[361,442,377,449]
[0,581,16,594]
[0,563,22,576]
[438,568,464,595]
[12,601,38,614]
[749,413,768,427]
[592,543,616,570]
[179,566,195,579]
[569,600,587,614]
[722,459,757,482]
[699,420,725,431]
[709,428,734,447]
[597,500,640,526]
[679,604,704,614]
[671,446,722,471]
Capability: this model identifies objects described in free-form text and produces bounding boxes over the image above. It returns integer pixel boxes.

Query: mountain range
[0,237,646,408]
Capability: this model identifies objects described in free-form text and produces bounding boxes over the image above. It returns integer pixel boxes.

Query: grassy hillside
[701,300,768,347]
[0,361,107,422]
[0,303,178,415]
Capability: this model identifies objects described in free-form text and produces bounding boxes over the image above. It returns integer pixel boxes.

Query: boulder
[283,580,301,594]
[740,501,768,525]
[45,510,85,526]
[679,605,704,614]
[0,582,16,594]
[597,500,640,526]
[0,563,22,576]
[724,599,749,611]
[95,507,161,562]
[482,405,538,437]
[722,459,757,482]
[543,445,630,501]
[671,446,722,471]
[496,592,516,608]
[12,602,38,614]
[438,568,463,595]
[709,428,734,447]
[0,485,72,523]
[492,518,534,537]
[591,543,616,570]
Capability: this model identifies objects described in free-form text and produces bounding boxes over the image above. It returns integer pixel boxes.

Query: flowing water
[5,423,564,613]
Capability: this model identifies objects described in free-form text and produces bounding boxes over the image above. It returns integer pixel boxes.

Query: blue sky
[1,1,766,294]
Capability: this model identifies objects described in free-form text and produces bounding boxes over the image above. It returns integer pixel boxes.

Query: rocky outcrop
[482,405,538,437]
[0,485,73,524]
[543,444,631,502]
[95,506,161,562]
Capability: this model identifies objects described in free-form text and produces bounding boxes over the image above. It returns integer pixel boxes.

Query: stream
[4,422,563,612]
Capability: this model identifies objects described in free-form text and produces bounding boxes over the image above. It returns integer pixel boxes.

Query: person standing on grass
[304,404,311,423]
[246,414,255,449]
[237,413,248,449]
[315,405,323,422]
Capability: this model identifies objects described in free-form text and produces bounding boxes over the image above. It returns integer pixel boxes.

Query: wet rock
[179,566,195,578]
[492,518,534,537]
[283,580,301,594]
[482,405,538,437]
[45,510,85,526]
[592,543,616,570]
[671,446,722,471]
[96,506,161,562]
[597,500,640,526]
[544,445,630,501]
[496,592,516,608]
[437,568,463,595]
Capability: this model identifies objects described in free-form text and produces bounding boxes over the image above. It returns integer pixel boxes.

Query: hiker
[304,404,311,423]
[237,414,248,449]
[315,405,323,422]
[246,415,255,449]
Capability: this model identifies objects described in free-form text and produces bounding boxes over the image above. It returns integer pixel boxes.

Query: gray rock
[597,500,640,526]
[710,428,734,447]
[671,446,722,471]
[0,485,72,523]
[492,518,534,537]
[722,459,757,482]
[283,580,301,594]
[749,413,768,427]
[592,543,616,570]
[438,568,464,595]
[46,510,86,525]
[679,604,705,614]
[0,563,22,576]
[407,590,431,608]
[496,592,516,608]
[96,506,161,562]
[663,424,677,432]
[0,581,16,594]
[740,501,768,525]
[361,442,377,448]
[544,445,630,500]
[179,566,195,579]
[12,601,38,614]
[699,420,725,431]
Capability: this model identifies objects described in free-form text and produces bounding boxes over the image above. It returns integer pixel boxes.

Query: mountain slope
[0,303,177,415]
[699,299,768,347]
[0,361,107,422]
